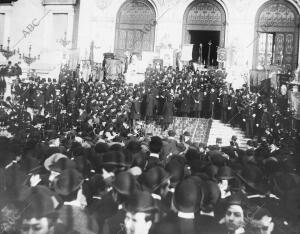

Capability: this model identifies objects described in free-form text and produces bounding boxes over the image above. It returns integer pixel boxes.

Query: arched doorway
[182,0,226,65]
[253,0,299,72]
[114,0,156,56]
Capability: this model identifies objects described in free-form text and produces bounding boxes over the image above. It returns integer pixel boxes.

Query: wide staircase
[139,117,251,149]
[207,119,251,149]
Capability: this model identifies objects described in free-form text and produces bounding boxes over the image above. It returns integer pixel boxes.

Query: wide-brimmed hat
[44,153,68,171]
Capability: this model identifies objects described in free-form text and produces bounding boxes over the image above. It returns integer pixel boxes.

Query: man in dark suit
[123,191,158,234]
[152,178,202,234]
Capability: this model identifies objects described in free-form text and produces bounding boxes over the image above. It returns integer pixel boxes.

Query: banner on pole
[181,44,193,61]
[289,91,300,120]
[217,47,227,62]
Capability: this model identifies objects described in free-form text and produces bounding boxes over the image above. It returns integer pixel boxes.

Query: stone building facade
[1,0,300,84]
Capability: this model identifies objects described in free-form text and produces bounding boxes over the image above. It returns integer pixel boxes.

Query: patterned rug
[135,117,213,144]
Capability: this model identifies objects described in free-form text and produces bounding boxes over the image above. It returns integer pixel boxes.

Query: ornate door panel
[253,0,299,71]
[115,0,156,56]
[182,0,226,47]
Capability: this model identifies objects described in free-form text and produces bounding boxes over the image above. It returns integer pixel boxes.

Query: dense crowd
[0,62,299,234]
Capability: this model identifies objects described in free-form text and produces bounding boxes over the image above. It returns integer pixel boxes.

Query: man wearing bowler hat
[123,191,158,234]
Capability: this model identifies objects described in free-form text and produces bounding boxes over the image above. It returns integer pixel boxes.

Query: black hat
[174,178,202,213]
[102,151,130,168]
[201,180,221,212]
[208,150,228,166]
[125,190,158,213]
[18,185,57,219]
[95,142,109,154]
[226,192,247,208]
[235,165,269,194]
[53,168,83,196]
[165,158,185,186]
[168,130,176,137]
[139,166,171,192]
[217,166,234,180]
[111,171,138,196]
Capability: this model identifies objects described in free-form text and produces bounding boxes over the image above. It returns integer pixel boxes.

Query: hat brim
[235,172,268,194]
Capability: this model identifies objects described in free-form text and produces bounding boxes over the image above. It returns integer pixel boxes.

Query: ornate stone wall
[1,0,300,77]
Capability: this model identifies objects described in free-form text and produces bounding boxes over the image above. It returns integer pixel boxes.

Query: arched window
[253,0,299,71]
[114,0,156,56]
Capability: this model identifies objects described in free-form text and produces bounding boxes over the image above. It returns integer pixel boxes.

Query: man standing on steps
[221,89,230,123]
[209,88,217,119]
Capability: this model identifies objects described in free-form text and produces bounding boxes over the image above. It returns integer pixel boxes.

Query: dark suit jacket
[102,209,126,234]
[151,213,202,234]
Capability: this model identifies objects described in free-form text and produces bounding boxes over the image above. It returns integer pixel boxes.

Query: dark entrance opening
[189,30,220,66]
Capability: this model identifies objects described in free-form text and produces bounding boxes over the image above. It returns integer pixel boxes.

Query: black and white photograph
[0,0,300,233]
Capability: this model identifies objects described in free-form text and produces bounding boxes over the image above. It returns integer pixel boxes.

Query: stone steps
[207,119,251,149]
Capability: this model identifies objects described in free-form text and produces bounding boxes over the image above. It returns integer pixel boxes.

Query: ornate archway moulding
[179,0,230,22]
[182,0,227,47]
[110,0,159,18]
[253,0,300,16]
[114,0,156,55]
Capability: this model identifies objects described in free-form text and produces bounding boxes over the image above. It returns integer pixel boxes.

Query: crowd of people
[0,61,299,234]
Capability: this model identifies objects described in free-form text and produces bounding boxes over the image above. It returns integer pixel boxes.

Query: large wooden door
[114,0,156,56]
[253,0,299,71]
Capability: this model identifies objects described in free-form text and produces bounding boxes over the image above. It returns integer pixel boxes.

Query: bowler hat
[139,166,171,192]
[201,180,221,212]
[102,151,130,168]
[217,166,234,180]
[168,130,176,137]
[125,190,158,213]
[235,165,269,194]
[111,171,138,196]
[174,178,202,213]
[53,168,83,196]
[18,185,57,219]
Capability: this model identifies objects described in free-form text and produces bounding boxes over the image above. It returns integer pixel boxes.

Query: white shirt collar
[150,153,159,158]
[232,227,245,234]
[200,211,214,217]
[177,211,195,219]
[151,193,161,200]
